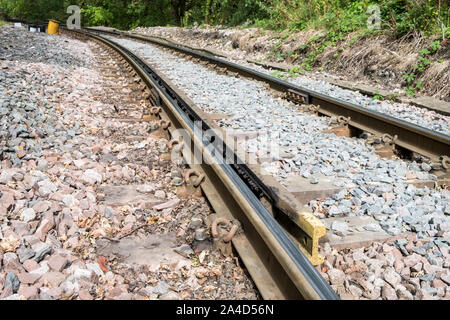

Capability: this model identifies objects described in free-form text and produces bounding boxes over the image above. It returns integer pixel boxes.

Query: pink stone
[50,201,62,212]
[327,268,345,286]
[381,285,398,300]
[79,199,90,210]
[404,253,422,267]
[106,287,124,300]
[3,253,25,273]
[91,143,104,154]
[23,260,40,272]
[382,244,393,253]
[152,199,180,211]
[35,216,55,241]
[39,272,66,288]
[66,237,79,248]
[0,205,7,216]
[0,192,14,209]
[423,262,438,274]
[391,247,403,261]
[0,286,13,299]
[120,224,133,235]
[48,254,69,272]
[405,172,417,180]
[78,289,94,300]
[394,260,404,273]
[32,201,49,214]
[18,285,38,299]
[57,222,67,237]
[18,272,42,285]
[50,192,65,202]
[400,267,410,278]
[432,279,447,289]
[73,159,89,169]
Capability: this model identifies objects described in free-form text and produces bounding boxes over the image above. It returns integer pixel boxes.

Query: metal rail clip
[286,88,311,104]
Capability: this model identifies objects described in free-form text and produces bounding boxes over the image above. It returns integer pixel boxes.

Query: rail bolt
[143,106,162,122]
[162,139,184,163]
[369,133,398,159]
[441,156,449,171]
[184,169,205,188]
[150,107,162,116]
[337,116,351,126]
[326,116,351,137]
[167,139,184,151]
[211,218,241,243]
[177,169,205,198]
[158,120,171,130]
[149,120,171,140]
[381,133,398,146]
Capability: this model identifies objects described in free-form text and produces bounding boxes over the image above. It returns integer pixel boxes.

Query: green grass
[0,20,6,27]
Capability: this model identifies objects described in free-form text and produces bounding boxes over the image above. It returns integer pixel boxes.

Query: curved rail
[70,29,339,300]
[85,27,450,162]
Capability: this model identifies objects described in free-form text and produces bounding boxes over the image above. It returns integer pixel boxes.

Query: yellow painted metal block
[47,20,59,35]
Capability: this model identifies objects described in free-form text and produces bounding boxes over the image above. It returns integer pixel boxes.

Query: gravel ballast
[0,25,258,300]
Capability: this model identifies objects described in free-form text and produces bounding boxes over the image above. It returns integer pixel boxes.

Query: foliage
[0,0,448,37]
[401,39,443,97]
[82,5,113,26]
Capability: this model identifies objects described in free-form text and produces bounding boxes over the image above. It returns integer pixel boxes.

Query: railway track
[70,26,449,300]
[62,28,340,300]
[5,20,448,300]
[83,27,450,174]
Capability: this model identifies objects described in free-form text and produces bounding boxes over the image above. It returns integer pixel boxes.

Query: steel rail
[85,27,450,162]
[73,30,339,300]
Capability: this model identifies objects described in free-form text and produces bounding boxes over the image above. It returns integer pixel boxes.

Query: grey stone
[5,272,20,293]
[411,247,427,256]
[153,281,169,296]
[173,244,194,258]
[34,244,51,262]
[331,221,348,235]
[86,263,104,277]
[38,179,57,196]
[383,268,401,287]
[327,268,345,286]
[20,208,36,222]
[18,247,35,263]
[421,163,432,172]
[363,223,382,232]
[386,227,402,236]
[419,274,435,282]
[327,206,340,216]
[81,169,102,185]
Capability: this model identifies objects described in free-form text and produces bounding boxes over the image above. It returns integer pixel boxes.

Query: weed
[401,39,443,97]
[270,70,287,80]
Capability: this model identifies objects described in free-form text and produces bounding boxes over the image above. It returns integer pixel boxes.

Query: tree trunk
[205,0,211,24]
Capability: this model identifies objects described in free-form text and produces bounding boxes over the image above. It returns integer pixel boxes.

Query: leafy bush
[82,5,113,26]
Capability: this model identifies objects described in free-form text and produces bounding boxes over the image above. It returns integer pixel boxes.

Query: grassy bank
[0,1,448,38]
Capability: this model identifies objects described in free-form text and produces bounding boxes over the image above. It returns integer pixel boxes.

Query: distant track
[85,27,449,168]
[66,27,340,300]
